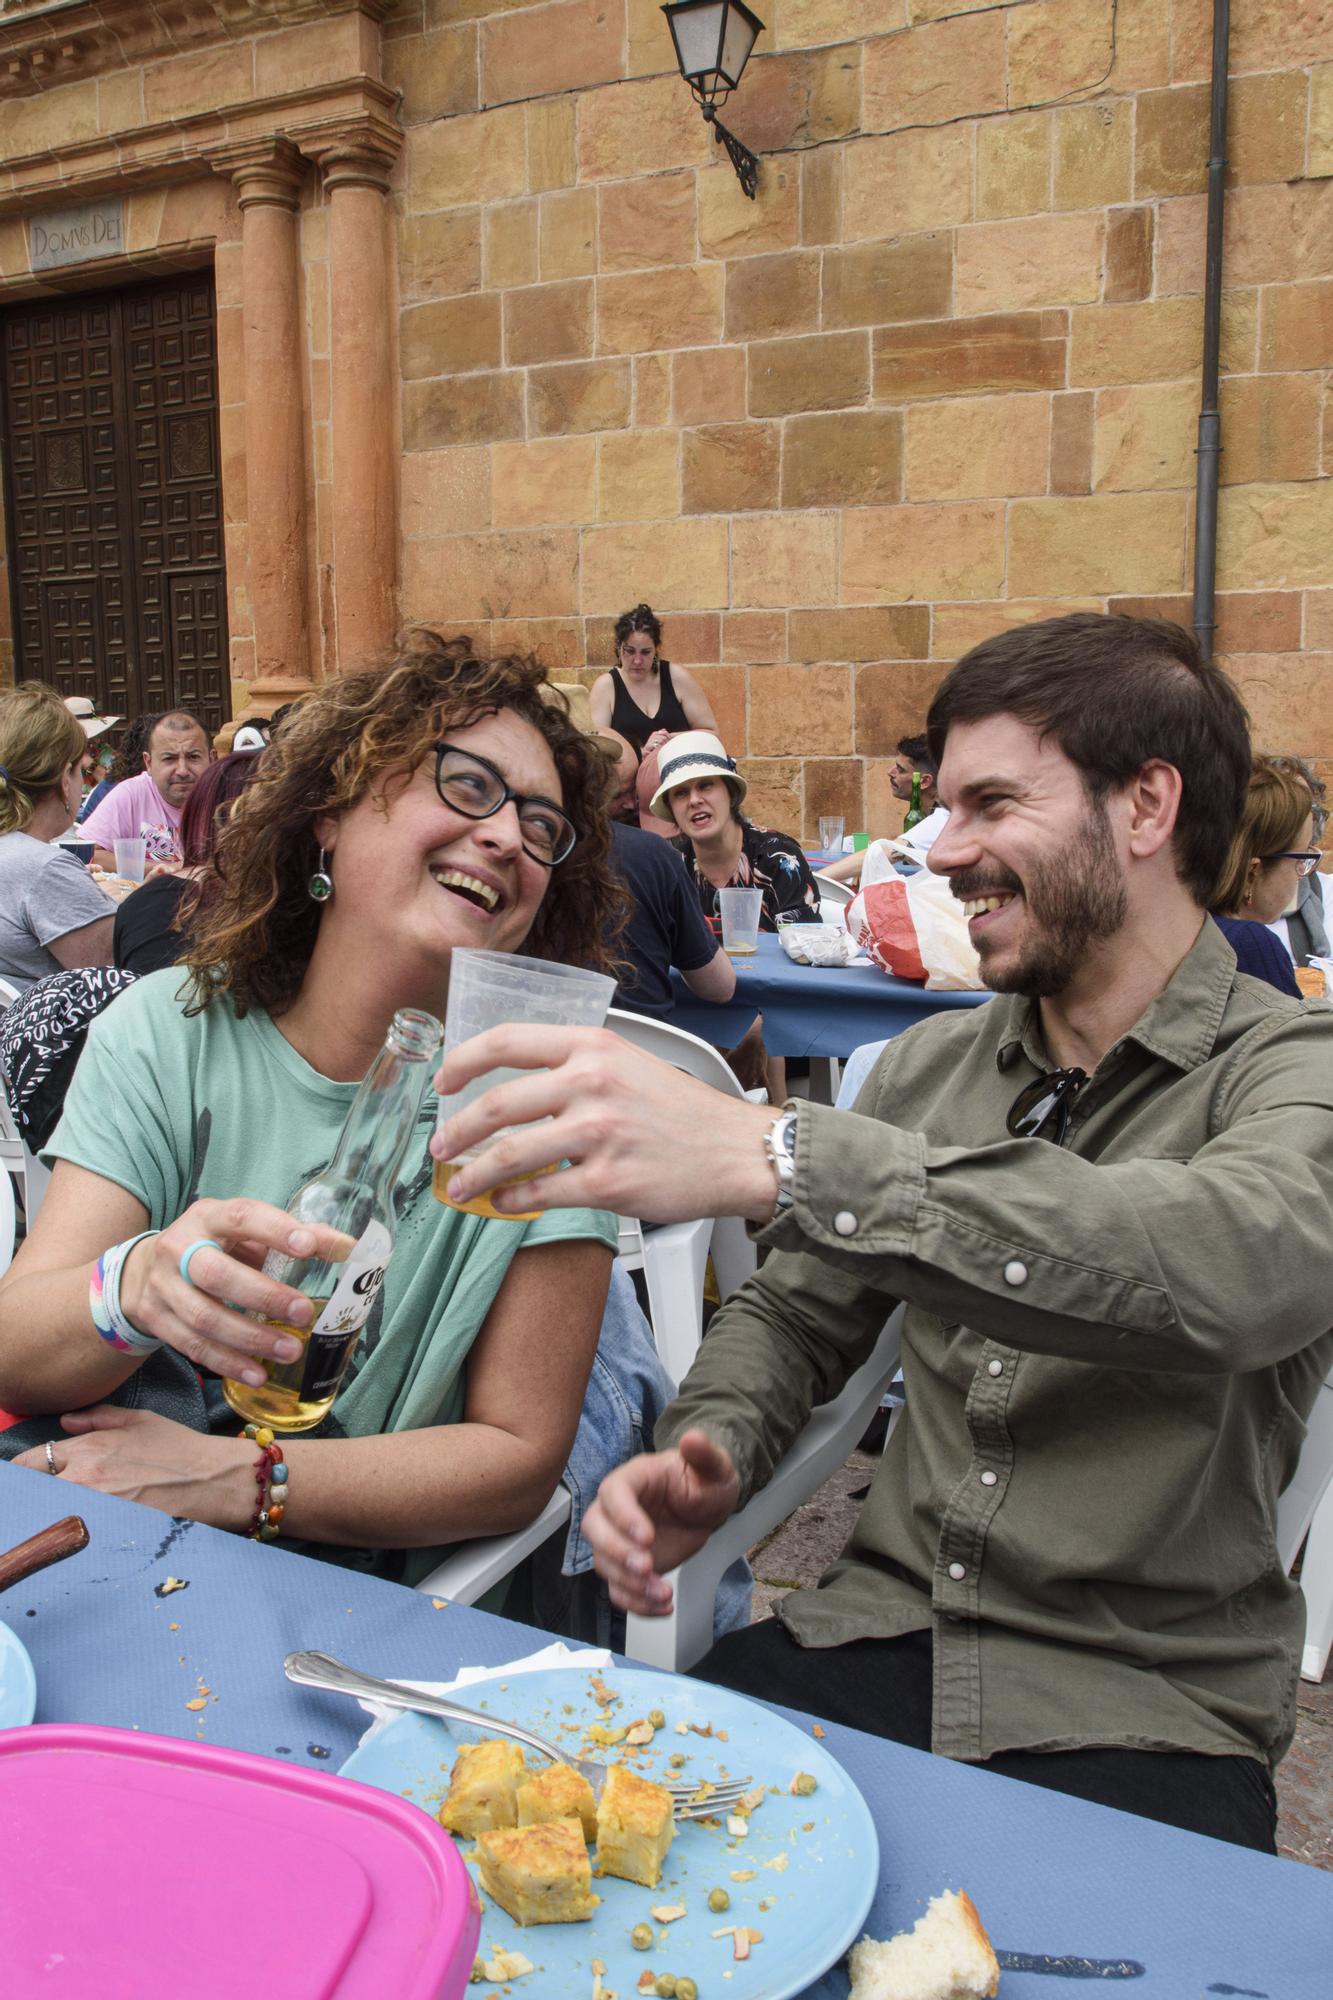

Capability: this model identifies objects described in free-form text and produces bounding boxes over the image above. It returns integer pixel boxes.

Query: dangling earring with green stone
[309,848,334,903]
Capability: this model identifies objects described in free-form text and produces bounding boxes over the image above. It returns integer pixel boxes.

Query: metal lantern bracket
[662,0,765,200]
[702,102,759,199]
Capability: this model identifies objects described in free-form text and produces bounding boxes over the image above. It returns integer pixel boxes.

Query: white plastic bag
[847,852,984,990]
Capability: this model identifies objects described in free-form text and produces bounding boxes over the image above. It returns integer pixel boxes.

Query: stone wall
[390,0,1333,840]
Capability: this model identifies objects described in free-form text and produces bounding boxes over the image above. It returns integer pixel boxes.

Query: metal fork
[284,1650,755,1822]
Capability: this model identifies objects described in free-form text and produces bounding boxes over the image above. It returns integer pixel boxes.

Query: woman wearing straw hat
[650,730,821,934]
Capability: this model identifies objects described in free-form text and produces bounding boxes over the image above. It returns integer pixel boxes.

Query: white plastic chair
[0,1160,16,1278]
[812,870,855,909]
[412,1488,573,1606]
[1276,1359,1333,1684]
[0,977,49,1227]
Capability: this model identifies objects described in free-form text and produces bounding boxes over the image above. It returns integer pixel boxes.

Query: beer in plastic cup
[719,886,763,957]
[113,837,147,884]
[434,948,615,1220]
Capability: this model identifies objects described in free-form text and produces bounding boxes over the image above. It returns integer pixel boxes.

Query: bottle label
[299,1222,392,1404]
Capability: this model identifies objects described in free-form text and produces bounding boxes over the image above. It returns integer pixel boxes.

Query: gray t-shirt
[0,833,113,991]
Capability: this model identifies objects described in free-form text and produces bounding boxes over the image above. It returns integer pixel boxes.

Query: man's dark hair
[926,614,1251,904]
[148,708,206,749]
[896,732,938,779]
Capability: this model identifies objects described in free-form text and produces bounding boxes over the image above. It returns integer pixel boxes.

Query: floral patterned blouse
[673,819,822,932]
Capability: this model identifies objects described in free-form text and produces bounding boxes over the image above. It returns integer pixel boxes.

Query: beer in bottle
[902,770,925,832]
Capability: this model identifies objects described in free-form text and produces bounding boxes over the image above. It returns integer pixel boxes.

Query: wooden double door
[1,271,229,736]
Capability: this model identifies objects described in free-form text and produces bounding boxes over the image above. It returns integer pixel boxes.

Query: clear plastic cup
[113,836,147,884]
[818,815,845,856]
[434,948,616,1221]
[719,886,763,957]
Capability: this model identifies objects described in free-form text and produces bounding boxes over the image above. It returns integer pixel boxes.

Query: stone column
[311,127,401,673]
[220,139,313,707]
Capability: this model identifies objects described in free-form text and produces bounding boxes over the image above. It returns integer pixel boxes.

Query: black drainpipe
[1191,0,1231,660]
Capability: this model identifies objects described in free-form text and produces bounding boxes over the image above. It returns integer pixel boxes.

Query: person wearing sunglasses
[1206,755,1318,998]
[436,611,1333,1858]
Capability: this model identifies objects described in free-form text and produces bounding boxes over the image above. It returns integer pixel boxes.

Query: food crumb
[811,1724,825,1738]
[155,1576,189,1597]
[184,1697,207,1712]
[432,1598,448,1609]
[307,1743,332,1759]
[168,1622,180,1632]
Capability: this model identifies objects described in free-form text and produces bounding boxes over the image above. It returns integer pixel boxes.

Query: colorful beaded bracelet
[240,1422,290,1541]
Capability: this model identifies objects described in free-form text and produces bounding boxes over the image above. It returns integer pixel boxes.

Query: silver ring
[45,1440,58,1476]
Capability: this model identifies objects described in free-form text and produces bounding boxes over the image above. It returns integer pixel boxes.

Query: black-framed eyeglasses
[1006,1065,1088,1145]
[433,743,578,868]
[1258,849,1321,878]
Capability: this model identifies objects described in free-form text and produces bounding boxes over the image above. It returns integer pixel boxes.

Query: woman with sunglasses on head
[1208,755,1317,998]
[0,634,621,1587]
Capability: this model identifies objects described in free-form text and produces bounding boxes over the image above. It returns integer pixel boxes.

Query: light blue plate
[340,1664,877,2000]
[0,1621,37,1730]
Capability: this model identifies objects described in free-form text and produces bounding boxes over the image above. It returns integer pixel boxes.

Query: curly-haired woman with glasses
[1,634,623,1585]
[1208,754,1319,997]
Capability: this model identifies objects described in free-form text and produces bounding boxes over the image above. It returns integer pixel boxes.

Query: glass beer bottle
[223,1007,441,1433]
[902,770,924,832]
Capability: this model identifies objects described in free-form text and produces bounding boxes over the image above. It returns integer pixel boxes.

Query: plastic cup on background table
[852,832,870,852]
[434,948,616,1220]
[719,886,763,957]
[818,815,845,860]
[112,836,146,884]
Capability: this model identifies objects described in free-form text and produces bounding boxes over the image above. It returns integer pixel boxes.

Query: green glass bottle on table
[902,770,925,832]
[223,1007,442,1433]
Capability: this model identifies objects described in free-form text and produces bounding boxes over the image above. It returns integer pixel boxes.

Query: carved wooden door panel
[0,272,229,736]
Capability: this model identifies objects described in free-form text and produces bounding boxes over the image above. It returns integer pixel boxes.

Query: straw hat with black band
[648,729,746,823]
[63,696,122,740]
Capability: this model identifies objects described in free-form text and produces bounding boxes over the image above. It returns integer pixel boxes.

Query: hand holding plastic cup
[818,815,845,858]
[719,886,763,957]
[112,836,147,884]
[434,948,616,1220]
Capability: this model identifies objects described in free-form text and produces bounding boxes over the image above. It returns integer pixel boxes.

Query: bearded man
[433,614,1333,1855]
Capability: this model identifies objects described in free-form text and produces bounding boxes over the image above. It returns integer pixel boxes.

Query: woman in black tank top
[590,602,719,755]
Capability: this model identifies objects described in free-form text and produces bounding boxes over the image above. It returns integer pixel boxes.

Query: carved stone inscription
[28,200,124,272]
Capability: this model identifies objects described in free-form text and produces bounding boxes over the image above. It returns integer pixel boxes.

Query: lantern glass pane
[719,2,761,85]
[666,1,726,80]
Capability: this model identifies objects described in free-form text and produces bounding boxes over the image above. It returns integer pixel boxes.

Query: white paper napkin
[355,1641,613,1749]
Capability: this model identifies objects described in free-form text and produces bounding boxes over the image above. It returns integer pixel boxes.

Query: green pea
[631,1922,654,1951]
[469,1958,485,1984]
[647,1707,666,1729]
[653,1979,677,1998]
[676,1980,699,2000]
[707,1886,730,1913]
[668,1751,687,1767]
[792,1770,818,1795]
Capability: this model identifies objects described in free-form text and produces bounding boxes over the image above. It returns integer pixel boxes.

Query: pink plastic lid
[0,1725,480,2000]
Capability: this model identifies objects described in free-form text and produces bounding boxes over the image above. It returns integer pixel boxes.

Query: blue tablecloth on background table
[3,1468,1329,1998]
[668,932,991,1059]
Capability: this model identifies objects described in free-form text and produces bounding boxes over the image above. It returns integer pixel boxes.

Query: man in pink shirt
[81,710,212,871]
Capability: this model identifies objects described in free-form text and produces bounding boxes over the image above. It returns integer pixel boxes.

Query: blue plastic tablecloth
[3,1467,1329,1998]
[668,932,991,1058]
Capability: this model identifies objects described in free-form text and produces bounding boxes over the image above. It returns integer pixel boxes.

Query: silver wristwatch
[764,1108,798,1216]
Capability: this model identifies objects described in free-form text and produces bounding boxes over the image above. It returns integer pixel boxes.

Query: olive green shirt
[660,919,1333,1768]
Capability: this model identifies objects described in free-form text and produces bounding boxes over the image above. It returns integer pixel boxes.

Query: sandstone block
[490,618,585,670]
[541,187,598,279]
[1259,281,1333,372]
[403,371,524,449]
[505,279,594,365]
[906,393,1049,501]
[581,518,729,612]
[1228,652,1333,759]
[789,605,930,662]
[931,599,1105,659]
[855,661,951,758]
[842,504,1006,603]
[1049,391,1094,495]
[1103,206,1154,304]
[8,79,99,155]
[690,665,747,755]
[528,97,577,191]
[583,618,617,665]
[97,66,144,135]
[843,126,972,240]
[723,611,788,663]
[1221,374,1323,486]
[634,353,672,426]
[399,210,482,301]
[956,212,1104,315]
[599,172,696,271]
[782,410,904,507]
[492,437,598,528]
[1133,85,1208,200]
[749,666,852,757]
[1230,2,1333,75]
[1315,63,1333,179]
[578,74,713,181]
[402,447,492,537]
[1007,0,1109,100]
[256,12,370,93]
[801,148,843,245]
[1093,381,1195,492]
[1303,589,1333,650]
[414,529,581,622]
[698,159,801,258]
[1054,100,1132,209]
[484,200,539,289]
[529,358,632,435]
[482,0,626,102]
[863,9,1004,128]
[401,295,502,380]
[874,311,1066,402]
[1009,493,1186,595]
[385,21,478,123]
[821,234,952,329]
[143,46,250,123]
[409,106,526,209]
[725,251,820,341]
[738,757,802,838]
[733,513,839,609]
[1158,181,1333,293]
[1216,481,1333,590]
[682,423,781,514]
[657,612,722,661]
[598,429,680,520]
[976,111,1051,221]
[1110,591,1303,653]
[775,0,905,50]
[735,46,861,152]
[674,347,748,425]
[749,332,870,416]
[1070,295,1257,386]
[597,264,723,354]
[1229,71,1309,187]
[803,760,866,845]
[627,0,674,73]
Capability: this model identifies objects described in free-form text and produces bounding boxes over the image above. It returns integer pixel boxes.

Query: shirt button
[1004,1259,1028,1286]
[987,1358,1004,1378]
[833,1211,858,1237]
[947,1562,967,1581]
[980,1470,998,1487]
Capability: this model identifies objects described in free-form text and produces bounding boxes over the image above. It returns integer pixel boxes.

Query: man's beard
[951,799,1128,997]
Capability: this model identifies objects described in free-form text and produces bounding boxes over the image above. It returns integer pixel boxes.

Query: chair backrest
[0,1155,15,1276]
[0,978,21,1014]
[812,870,855,909]
[606,1007,747,1098]
[1276,1363,1333,1571]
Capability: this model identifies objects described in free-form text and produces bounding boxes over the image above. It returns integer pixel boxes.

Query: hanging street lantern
[661,0,765,200]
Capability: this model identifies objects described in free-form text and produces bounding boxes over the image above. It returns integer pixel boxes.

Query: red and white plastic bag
[846,842,985,990]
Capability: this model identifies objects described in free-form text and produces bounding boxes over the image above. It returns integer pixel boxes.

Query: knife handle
[0,1515,89,1594]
